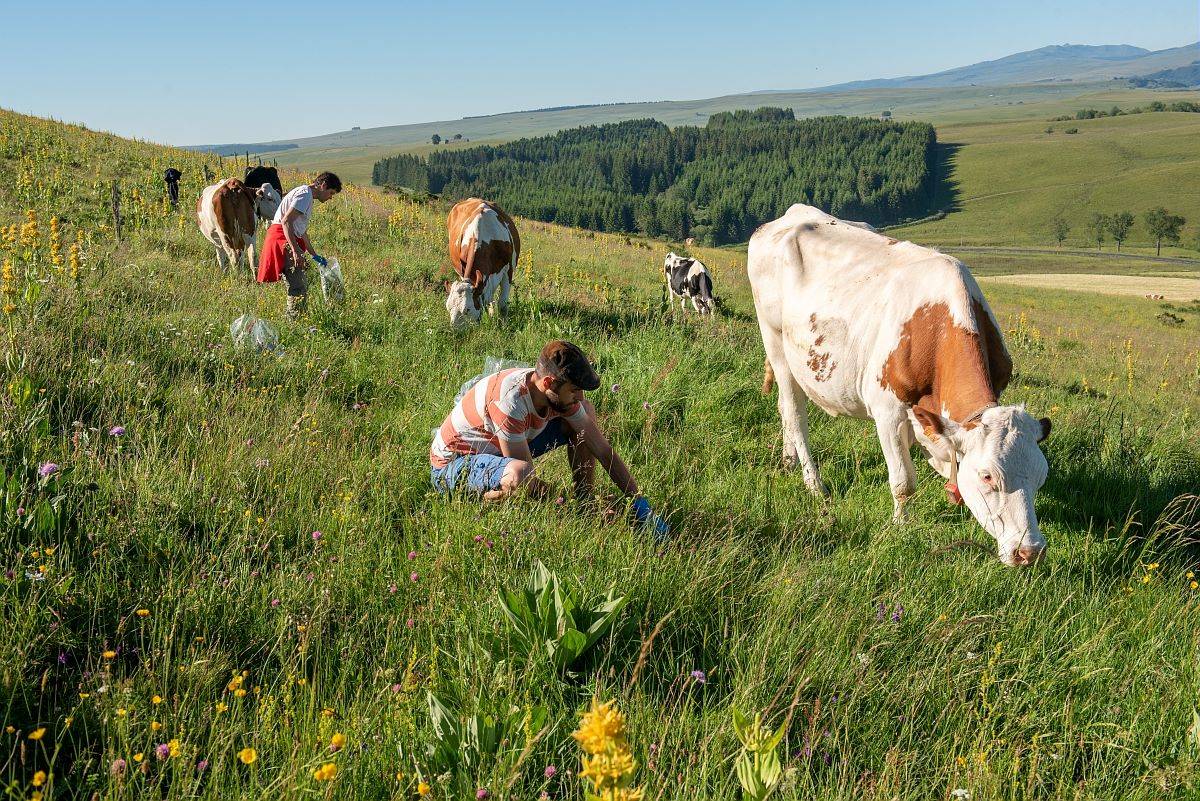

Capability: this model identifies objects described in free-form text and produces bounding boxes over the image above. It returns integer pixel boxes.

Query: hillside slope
[892,103,1200,253]
[3,109,1200,800]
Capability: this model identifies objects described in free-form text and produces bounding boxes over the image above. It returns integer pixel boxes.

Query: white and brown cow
[445,198,520,327]
[197,178,281,275]
[749,204,1051,566]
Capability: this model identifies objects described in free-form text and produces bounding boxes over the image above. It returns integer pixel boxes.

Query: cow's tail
[761,357,775,394]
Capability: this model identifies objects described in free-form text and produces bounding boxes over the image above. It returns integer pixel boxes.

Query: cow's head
[913,405,1051,566]
[253,184,282,221]
[445,279,480,328]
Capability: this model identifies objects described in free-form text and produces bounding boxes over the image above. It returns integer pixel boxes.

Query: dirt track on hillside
[980,272,1200,301]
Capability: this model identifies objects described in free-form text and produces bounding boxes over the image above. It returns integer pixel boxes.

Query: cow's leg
[244,236,257,280]
[496,267,512,314]
[213,243,230,273]
[690,296,702,313]
[874,409,917,523]
[760,324,826,496]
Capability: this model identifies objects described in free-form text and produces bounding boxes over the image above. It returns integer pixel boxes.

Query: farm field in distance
[3,106,1200,801]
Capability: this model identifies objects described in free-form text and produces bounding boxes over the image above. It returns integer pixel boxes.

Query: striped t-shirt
[430,368,587,468]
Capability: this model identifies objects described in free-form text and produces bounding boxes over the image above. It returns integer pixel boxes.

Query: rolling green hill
[892,102,1200,254]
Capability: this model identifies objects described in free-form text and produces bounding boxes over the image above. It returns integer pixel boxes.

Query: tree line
[1051,208,1188,255]
[372,109,938,244]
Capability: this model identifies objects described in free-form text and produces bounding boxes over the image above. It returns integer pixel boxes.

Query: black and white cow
[664,252,715,314]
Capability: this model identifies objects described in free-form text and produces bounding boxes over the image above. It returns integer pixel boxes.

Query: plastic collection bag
[454,356,532,404]
[230,314,281,353]
[317,257,345,303]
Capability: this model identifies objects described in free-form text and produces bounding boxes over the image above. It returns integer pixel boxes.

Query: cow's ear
[443,279,454,293]
[912,406,944,439]
[1037,417,1051,443]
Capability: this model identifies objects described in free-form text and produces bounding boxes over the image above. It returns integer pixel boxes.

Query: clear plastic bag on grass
[317,257,345,303]
[230,314,281,353]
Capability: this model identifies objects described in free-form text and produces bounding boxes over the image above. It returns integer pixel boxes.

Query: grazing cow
[749,204,1052,566]
[445,198,520,327]
[197,179,282,275]
[243,165,283,195]
[664,252,715,314]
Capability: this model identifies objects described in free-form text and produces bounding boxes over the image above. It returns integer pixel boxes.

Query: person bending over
[257,171,341,318]
[430,340,667,534]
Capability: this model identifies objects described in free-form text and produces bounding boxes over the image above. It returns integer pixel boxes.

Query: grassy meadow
[892,104,1200,255]
[3,107,1200,801]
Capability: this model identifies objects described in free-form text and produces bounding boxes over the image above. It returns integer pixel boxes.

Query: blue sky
[1,0,1195,145]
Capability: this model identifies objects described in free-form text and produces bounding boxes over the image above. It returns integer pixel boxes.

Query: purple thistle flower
[270,598,280,607]
[406,618,415,628]
[690,670,707,684]
[544,765,557,779]
[875,601,886,621]
[38,462,60,478]
[155,743,171,760]
[111,758,127,776]
[410,572,419,583]
[642,401,650,411]
[473,535,483,543]
[476,789,490,799]
[407,550,417,560]
[610,383,620,394]
[891,604,904,623]
[312,531,323,542]
[109,426,126,437]
[388,584,397,594]
[196,758,209,773]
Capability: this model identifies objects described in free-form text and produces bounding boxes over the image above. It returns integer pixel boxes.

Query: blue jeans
[431,419,572,495]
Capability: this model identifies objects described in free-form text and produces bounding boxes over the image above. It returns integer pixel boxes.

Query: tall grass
[2,109,1200,800]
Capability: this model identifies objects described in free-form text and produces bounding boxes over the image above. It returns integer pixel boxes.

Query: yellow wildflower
[313,762,338,781]
[79,693,90,700]
[43,547,54,555]
[581,747,637,789]
[418,781,431,795]
[216,702,228,713]
[573,698,627,754]
[329,732,346,751]
[102,650,117,659]
[4,726,12,733]
[32,770,47,786]
[1142,574,1151,584]
[151,721,162,731]
[396,771,405,782]
[321,707,334,718]
[1191,581,1198,590]
[234,688,247,698]
[133,753,144,763]
[152,695,163,705]
[237,747,257,765]
[115,708,127,717]
[28,727,46,740]
[32,793,43,801]
[168,739,181,757]
[137,609,150,618]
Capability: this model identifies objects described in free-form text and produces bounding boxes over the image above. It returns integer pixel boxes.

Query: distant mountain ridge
[186,40,1199,155]
[810,43,1198,91]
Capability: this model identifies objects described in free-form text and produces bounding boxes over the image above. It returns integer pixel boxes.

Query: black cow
[243,165,282,194]
[664,252,714,314]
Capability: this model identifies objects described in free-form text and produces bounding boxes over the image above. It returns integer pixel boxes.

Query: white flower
[951,790,970,800]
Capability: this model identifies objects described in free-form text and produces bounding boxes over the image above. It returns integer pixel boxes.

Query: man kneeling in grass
[430,340,666,534]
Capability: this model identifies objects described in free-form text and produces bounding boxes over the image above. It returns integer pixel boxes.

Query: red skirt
[257,224,309,283]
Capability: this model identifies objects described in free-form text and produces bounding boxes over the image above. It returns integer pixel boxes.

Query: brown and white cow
[445,198,520,327]
[197,178,281,275]
[749,204,1051,566]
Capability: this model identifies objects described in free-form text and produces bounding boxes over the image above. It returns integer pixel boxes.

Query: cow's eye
[979,472,994,488]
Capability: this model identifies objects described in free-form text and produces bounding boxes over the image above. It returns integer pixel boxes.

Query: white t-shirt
[273,185,314,237]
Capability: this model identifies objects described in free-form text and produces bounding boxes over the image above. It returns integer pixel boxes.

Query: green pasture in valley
[3,109,1200,800]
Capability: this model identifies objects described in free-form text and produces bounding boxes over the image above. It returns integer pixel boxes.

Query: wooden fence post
[110,181,123,242]
[203,163,214,183]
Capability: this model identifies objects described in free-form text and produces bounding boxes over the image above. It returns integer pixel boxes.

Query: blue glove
[631,497,670,541]
[311,253,328,268]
